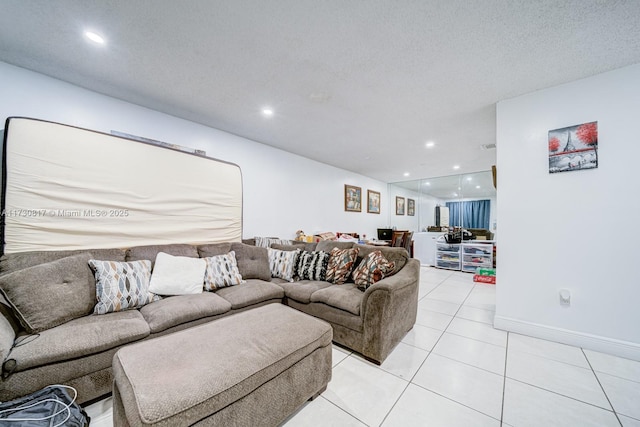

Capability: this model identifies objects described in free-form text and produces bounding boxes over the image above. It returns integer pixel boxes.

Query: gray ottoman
[112,304,332,426]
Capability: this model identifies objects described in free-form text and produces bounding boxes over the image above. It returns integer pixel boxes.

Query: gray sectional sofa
[0,240,419,405]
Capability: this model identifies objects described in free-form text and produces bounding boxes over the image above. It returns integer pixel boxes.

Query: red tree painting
[576,121,598,164]
[549,137,560,153]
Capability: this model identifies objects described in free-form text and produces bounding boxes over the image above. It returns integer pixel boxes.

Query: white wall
[495,62,640,360]
[0,62,389,241]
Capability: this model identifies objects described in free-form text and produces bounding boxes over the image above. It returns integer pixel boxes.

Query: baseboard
[494,315,640,362]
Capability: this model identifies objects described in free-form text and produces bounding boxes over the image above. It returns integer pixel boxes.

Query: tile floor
[85,267,640,426]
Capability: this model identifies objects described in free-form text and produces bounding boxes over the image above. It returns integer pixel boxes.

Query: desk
[365,240,390,246]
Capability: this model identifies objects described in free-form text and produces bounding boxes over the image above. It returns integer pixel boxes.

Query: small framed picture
[407,198,415,216]
[344,185,362,212]
[367,190,381,214]
[395,196,405,215]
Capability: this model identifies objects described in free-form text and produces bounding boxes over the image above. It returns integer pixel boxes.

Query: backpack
[0,385,89,427]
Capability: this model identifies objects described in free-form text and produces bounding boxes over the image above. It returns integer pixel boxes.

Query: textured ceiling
[1,0,640,182]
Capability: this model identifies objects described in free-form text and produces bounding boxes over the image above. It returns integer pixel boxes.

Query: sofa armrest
[0,313,16,363]
[359,258,420,363]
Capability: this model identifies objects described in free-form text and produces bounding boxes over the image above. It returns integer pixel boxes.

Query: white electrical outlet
[559,289,571,306]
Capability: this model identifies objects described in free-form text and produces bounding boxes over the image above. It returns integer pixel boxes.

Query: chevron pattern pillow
[352,251,395,291]
[326,247,359,284]
[89,259,160,314]
[203,251,245,290]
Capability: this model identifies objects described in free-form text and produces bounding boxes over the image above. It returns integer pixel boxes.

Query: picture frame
[367,190,381,214]
[395,196,405,215]
[407,198,415,216]
[344,184,362,212]
[548,121,598,174]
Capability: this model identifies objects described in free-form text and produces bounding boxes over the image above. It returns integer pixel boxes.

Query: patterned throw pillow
[326,247,359,284]
[295,251,329,281]
[255,237,292,248]
[203,251,245,290]
[89,260,160,315]
[351,251,395,291]
[267,248,300,282]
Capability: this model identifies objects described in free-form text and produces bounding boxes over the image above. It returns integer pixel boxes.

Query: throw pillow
[203,251,245,290]
[351,251,395,291]
[0,253,95,333]
[89,259,159,315]
[295,251,329,281]
[255,237,292,248]
[326,247,359,284]
[267,248,300,282]
[149,252,206,295]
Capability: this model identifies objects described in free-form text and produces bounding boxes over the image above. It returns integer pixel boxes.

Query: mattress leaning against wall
[1,117,243,254]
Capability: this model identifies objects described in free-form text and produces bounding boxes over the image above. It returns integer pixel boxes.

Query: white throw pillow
[149,252,206,295]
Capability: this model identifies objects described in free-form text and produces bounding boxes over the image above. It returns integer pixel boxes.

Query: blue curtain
[445,200,490,229]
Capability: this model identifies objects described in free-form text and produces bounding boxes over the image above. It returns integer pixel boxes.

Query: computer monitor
[377,228,393,241]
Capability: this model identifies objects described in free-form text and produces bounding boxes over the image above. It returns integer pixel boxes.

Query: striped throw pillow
[326,247,359,284]
[295,251,329,281]
[352,251,395,291]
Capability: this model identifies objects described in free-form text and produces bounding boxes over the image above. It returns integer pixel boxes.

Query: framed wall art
[548,121,598,174]
[395,196,405,215]
[344,184,362,212]
[367,190,380,214]
[407,198,415,216]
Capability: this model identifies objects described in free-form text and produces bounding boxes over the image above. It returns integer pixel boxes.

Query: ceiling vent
[480,143,496,150]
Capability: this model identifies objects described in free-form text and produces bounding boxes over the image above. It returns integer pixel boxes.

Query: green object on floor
[476,267,496,276]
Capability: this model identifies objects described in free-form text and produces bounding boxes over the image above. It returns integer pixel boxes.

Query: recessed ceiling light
[85,31,105,44]
[453,165,460,170]
[425,141,435,148]
[424,182,431,186]
[403,172,410,177]
[466,177,472,181]
[453,192,458,197]
[476,185,481,189]
[262,108,274,116]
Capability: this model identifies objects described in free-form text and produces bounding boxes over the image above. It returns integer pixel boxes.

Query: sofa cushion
[214,280,284,309]
[197,242,233,258]
[352,251,395,291]
[149,252,206,296]
[230,243,271,281]
[295,251,329,281]
[0,253,95,333]
[203,251,245,290]
[0,248,126,276]
[355,245,408,275]
[271,242,318,252]
[316,241,354,252]
[90,259,159,315]
[126,244,199,267]
[267,248,300,282]
[139,293,232,334]
[309,284,363,316]
[7,310,150,372]
[326,247,359,285]
[275,280,332,304]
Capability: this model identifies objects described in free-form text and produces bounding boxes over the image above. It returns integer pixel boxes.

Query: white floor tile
[432,332,506,375]
[416,308,453,330]
[597,372,640,420]
[413,354,504,419]
[508,333,590,368]
[323,356,408,427]
[282,396,367,427]
[381,383,500,427]
[506,350,611,409]
[463,289,496,311]
[455,305,494,325]
[418,282,440,299]
[585,349,640,383]
[377,342,429,380]
[83,397,112,427]
[332,345,351,367]
[620,414,640,427]
[446,317,507,347]
[502,379,620,427]
[427,289,470,305]
[418,298,460,316]
[401,324,443,351]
